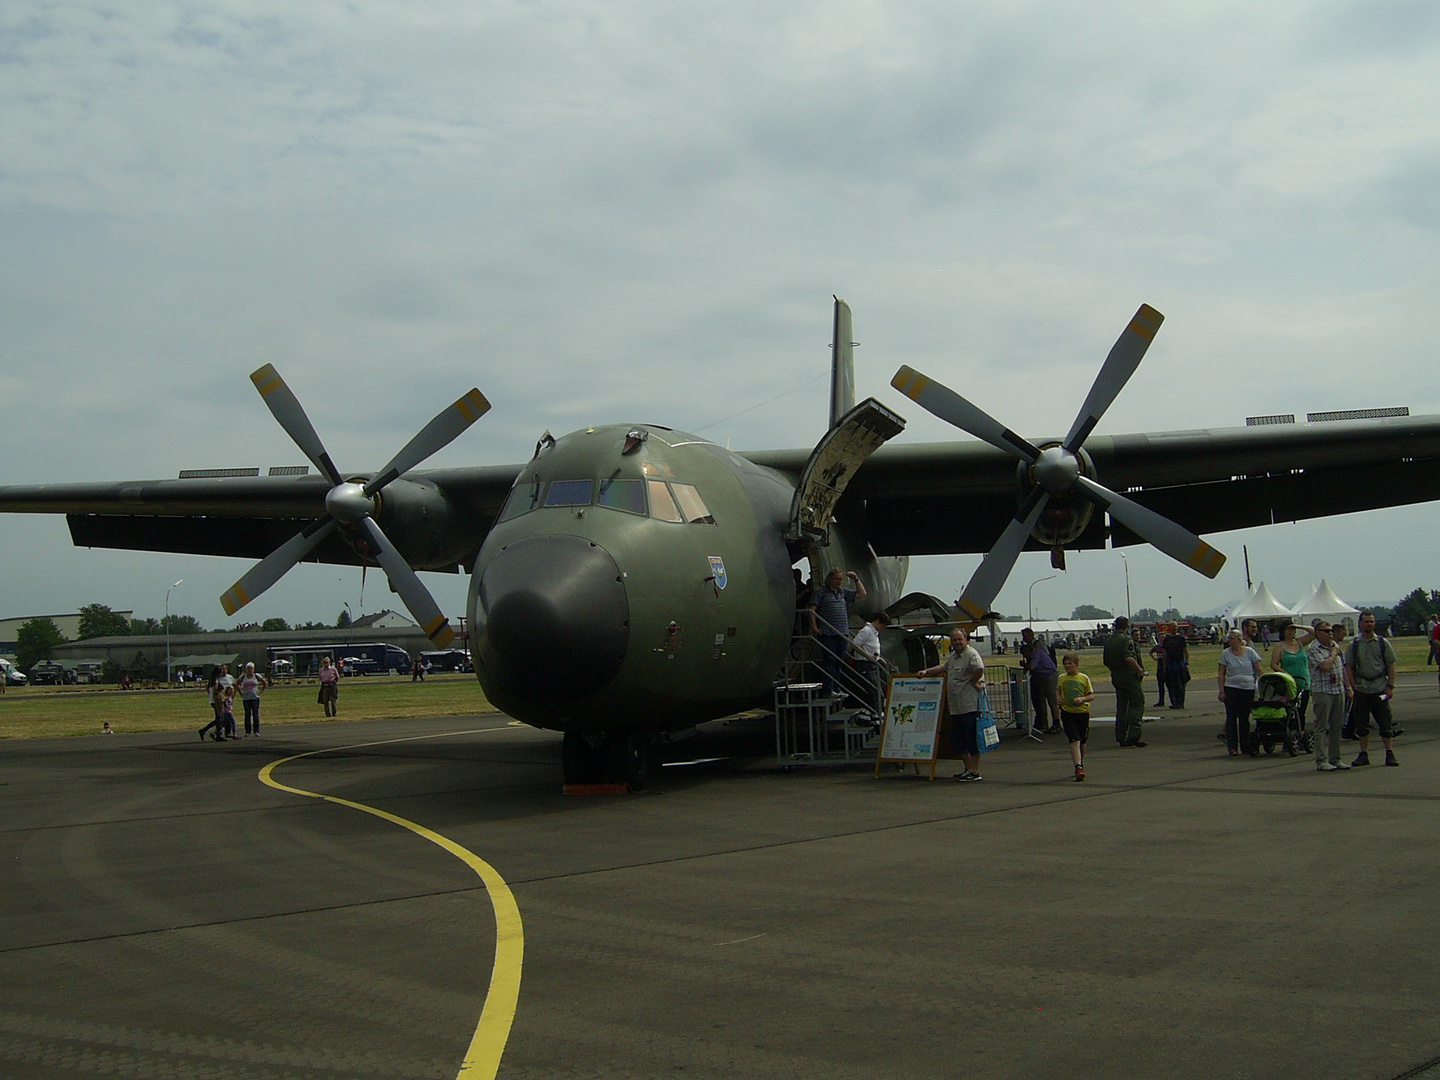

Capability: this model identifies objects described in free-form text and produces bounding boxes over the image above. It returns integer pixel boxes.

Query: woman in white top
[237,662,268,736]
[1217,631,1264,757]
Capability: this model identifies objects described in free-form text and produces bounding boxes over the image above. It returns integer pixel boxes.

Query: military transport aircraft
[4,299,1440,787]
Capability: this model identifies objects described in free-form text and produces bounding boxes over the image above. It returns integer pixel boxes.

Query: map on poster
[877,676,944,762]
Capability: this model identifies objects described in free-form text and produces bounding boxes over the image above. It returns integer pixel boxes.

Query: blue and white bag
[976,690,1000,753]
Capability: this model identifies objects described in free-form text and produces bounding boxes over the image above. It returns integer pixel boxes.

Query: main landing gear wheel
[603,727,659,790]
[562,732,605,785]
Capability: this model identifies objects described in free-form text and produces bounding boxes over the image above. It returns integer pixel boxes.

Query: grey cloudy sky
[3,1,1439,629]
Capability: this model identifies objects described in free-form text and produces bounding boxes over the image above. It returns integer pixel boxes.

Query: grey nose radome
[473,535,629,705]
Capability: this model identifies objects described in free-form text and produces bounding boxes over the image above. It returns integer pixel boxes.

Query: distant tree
[1161,608,1183,623]
[336,609,353,629]
[1390,588,1437,635]
[261,617,291,632]
[1071,604,1114,621]
[16,617,67,671]
[1134,607,1160,622]
[78,603,132,640]
[130,617,163,635]
[161,614,205,635]
[296,620,329,630]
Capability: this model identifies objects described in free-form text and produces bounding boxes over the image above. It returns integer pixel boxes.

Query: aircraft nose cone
[474,535,629,705]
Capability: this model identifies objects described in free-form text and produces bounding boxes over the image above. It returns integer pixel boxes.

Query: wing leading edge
[748,413,1440,557]
[0,465,522,573]
[5,414,1440,568]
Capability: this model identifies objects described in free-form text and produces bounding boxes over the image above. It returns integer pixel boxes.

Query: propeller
[892,304,1225,619]
[220,366,491,647]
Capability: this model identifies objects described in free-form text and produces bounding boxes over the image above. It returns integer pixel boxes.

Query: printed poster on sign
[878,677,944,762]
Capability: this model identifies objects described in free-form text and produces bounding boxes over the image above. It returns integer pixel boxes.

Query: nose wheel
[562,728,658,790]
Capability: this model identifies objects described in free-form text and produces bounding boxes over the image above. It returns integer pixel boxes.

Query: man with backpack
[1343,611,1398,767]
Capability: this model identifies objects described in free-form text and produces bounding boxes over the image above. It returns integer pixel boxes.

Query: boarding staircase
[773,629,890,767]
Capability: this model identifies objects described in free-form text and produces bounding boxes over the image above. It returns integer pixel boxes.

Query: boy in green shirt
[1058,653,1095,781]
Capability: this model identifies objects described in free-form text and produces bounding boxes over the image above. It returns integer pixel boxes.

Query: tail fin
[830,297,855,429]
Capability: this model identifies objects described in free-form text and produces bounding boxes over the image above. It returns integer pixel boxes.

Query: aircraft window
[641,461,676,479]
[598,478,646,515]
[544,479,594,507]
[647,480,683,522]
[671,483,715,525]
[498,479,543,522]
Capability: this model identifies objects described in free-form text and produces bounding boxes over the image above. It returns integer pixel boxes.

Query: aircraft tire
[562,732,604,785]
[603,727,657,791]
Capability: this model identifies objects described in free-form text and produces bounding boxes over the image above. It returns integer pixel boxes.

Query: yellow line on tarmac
[258,730,523,1080]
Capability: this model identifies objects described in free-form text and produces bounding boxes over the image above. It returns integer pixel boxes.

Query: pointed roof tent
[1290,582,1319,613]
[1291,579,1359,618]
[1229,582,1293,622]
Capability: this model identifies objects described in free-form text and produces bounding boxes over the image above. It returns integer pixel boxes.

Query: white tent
[1290,579,1360,635]
[1226,582,1293,626]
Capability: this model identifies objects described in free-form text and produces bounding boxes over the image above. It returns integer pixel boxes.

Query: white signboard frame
[875,675,945,778]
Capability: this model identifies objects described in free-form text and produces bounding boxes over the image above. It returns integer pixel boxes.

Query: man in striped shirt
[809,568,866,695]
[1306,622,1349,771]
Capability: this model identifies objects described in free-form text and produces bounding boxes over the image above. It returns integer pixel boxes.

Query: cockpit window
[497,478,543,522]
[670,483,715,525]
[543,479,594,507]
[598,477,646,515]
[647,480,683,523]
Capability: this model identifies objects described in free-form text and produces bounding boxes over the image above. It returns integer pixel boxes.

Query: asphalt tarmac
[2,677,1438,1080]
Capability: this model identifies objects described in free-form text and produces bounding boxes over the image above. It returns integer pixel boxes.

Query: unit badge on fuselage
[707,555,728,590]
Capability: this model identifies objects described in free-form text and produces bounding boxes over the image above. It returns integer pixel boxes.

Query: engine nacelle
[1016,443,1096,548]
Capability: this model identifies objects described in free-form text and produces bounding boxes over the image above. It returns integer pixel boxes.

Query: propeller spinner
[892,304,1225,622]
[219,365,490,647]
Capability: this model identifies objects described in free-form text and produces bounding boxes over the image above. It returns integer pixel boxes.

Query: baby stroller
[1250,671,1306,757]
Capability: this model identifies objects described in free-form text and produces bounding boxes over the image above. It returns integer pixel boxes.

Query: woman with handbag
[317,655,339,717]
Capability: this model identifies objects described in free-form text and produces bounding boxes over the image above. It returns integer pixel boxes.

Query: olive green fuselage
[469,425,813,734]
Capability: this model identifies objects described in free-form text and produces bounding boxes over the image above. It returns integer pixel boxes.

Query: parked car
[74,661,105,685]
[0,659,27,686]
[30,661,70,686]
[421,649,473,673]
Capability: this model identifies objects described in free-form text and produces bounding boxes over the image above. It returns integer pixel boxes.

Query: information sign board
[875,675,945,778]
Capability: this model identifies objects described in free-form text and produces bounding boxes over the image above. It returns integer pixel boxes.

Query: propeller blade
[356,517,457,647]
[954,488,1051,623]
[1062,304,1164,453]
[250,365,345,487]
[892,366,1041,463]
[220,517,338,615]
[1075,475,1226,578]
[363,389,491,497]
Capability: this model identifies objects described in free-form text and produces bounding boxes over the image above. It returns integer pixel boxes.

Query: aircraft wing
[0,465,522,573]
[746,413,1440,557]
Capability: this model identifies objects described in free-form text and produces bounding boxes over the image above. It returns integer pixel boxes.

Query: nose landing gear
[562,727,659,790]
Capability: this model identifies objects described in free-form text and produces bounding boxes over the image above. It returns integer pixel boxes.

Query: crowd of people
[198,662,270,741]
[800,568,1412,784]
[193,655,344,741]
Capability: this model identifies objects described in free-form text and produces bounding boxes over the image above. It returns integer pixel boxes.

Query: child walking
[1057,653,1095,781]
[221,684,238,740]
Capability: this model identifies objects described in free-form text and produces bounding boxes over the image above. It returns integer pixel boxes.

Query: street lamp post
[1028,575,1057,624]
[165,579,184,685]
[1119,553,1132,620]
